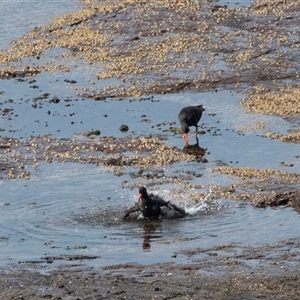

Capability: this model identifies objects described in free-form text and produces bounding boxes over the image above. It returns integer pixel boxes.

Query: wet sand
[1,0,300,298]
[1,237,300,299]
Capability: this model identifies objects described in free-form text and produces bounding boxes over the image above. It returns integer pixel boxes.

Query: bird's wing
[123,203,140,219]
[167,202,186,215]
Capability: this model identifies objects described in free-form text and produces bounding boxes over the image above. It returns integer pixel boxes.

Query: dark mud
[1,237,300,299]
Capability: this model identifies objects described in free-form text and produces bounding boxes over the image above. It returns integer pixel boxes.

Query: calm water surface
[0,0,81,47]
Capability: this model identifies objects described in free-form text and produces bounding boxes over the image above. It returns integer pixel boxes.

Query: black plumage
[123,187,186,220]
[178,105,205,146]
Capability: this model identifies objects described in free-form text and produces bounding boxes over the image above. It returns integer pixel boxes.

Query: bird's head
[197,105,205,112]
[138,186,148,200]
[181,121,189,134]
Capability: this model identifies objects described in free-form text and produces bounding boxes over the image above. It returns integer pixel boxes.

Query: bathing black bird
[123,187,186,220]
[178,105,205,146]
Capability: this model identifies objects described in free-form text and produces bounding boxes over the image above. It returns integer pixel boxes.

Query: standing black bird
[123,187,186,220]
[178,105,205,146]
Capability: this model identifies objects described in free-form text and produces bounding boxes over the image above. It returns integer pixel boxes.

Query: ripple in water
[1,164,300,270]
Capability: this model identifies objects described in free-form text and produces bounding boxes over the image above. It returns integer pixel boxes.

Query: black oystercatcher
[178,105,205,146]
[123,187,186,219]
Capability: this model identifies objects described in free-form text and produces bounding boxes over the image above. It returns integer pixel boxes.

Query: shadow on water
[141,220,162,251]
[72,191,216,255]
[181,136,207,157]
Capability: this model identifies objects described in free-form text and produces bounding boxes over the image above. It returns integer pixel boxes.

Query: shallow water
[0,0,81,47]
[1,0,300,271]
[1,166,299,270]
[0,93,299,270]
[204,0,253,8]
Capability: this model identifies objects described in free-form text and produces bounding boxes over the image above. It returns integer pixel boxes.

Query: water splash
[185,189,213,215]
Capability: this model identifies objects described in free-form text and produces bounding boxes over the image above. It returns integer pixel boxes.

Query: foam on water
[185,189,213,215]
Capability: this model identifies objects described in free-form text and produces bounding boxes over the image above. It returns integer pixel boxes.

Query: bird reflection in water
[141,220,161,251]
[182,136,207,157]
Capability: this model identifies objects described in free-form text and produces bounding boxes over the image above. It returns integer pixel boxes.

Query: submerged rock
[119,124,129,132]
